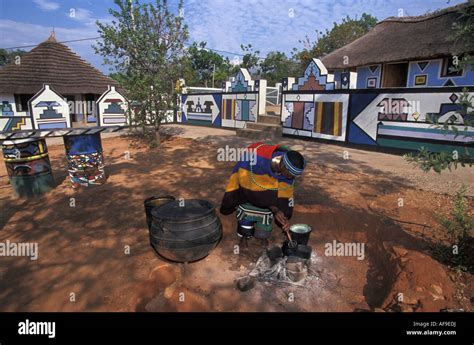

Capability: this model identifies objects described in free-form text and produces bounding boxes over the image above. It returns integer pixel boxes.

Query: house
[0,31,121,129]
[321,2,474,89]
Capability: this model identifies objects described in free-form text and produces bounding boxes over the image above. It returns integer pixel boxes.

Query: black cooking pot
[281,239,298,256]
[289,224,312,245]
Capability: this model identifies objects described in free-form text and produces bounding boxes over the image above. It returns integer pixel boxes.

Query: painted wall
[333,70,357,89]
[281,58,347,141]
[356,65,382,89]
[290,59,335,91]
[97,86,128,127]
[348,89,473,155]
[181,92,259,129]
[30,85,71,130]
[180,68,263,129]
[0,94,33,132]
[407,59,474,88]
[281,59,473,154]
[281,93,349,141]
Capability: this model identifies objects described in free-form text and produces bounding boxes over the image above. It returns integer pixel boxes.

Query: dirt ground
[0,124,472,312]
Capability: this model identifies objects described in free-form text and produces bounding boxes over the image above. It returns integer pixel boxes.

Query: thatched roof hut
[321,2,474,70]
[0,32,119,94]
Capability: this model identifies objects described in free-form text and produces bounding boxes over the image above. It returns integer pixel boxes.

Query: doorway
[381,62,408,88]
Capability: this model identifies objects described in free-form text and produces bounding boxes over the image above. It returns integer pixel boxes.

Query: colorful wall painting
[181,93,222,127]
[29,84,71,130]
[348,89,474,155]
[221,93,258,129]
[281,93,349,141]
[407,59,474,88]
[97,86,128,127]
[181,68,261,129]
[0,95,33,132]
[281,59,346,141]
[355,65,382,89]
[290,59,335,91]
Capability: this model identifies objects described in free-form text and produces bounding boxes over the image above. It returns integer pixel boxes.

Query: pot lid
[151,199,215,221]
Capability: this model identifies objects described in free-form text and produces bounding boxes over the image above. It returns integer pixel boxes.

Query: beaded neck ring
[248,143,295,191]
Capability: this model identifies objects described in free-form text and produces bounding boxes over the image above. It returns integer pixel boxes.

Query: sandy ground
[0,124,472,312]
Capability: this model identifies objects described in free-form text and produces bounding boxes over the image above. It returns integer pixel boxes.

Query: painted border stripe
[379,124,474,135]
[315,102,322,133]
[378,128,474,142]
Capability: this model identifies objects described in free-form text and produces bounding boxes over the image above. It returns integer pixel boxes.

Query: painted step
[236,128,281,140]
[258,115,281,125]
[246,122,282,133]
[265,105,281,115]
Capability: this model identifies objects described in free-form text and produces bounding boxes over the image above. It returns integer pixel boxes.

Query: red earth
[0,131,472,312]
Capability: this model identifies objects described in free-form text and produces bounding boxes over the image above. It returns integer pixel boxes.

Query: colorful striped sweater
[220,142,295,218]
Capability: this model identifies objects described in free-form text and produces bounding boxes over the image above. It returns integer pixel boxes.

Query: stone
[392,246,408,257]
[236,276,255,291]
[286,262,308,282]
[430,284,443,295]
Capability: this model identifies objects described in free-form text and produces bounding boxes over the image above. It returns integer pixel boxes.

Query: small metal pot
[289,224,312,245]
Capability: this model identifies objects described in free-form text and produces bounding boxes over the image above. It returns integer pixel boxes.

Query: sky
[0,0,467,74]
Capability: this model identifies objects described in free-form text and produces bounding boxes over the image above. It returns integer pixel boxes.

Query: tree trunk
[155,126,161,148]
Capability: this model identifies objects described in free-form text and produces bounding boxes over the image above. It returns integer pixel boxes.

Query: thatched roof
[0,32,119,94]
[321,2,474,69]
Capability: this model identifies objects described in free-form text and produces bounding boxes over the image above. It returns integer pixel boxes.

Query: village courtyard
[0,124,472,312]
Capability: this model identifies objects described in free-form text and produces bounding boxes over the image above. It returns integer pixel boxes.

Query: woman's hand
[271,207,290,231]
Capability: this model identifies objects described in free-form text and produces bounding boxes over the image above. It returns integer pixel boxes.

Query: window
[441,56,463,77]
[14,94,34,112]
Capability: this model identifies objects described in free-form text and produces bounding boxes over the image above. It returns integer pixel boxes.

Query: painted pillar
[257,79,267,117]
[1,138,55,198]
[63,133,106,188]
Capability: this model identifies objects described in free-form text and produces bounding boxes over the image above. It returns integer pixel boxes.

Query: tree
[0,49,27,66]
[260,51,299,85]
[186,41,231,87]
[240,44,260,73]
[293,13,377,68]
[94,0,188,146]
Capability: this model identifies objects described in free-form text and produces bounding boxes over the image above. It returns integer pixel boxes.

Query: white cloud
[69,8,95,24]
[183,0,466,60]
[33,0,60,11]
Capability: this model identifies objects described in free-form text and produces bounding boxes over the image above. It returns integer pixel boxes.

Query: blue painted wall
[407,59,474,87]
[355,65,381,89]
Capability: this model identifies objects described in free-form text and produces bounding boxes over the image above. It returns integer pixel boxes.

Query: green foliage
[94,0,188,146]
[186,41,231,87]
[431,186,474,272]
[240,44,260,72]
[0,49,27,66]
[260,51,300,85]
[404,147,472,174]
[293,13,377,67]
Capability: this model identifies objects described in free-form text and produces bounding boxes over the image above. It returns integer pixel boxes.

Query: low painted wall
[181,91,260,129]
[281,86,474,155]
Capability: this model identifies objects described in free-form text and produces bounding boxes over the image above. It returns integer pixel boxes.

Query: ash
[237,247,320,290]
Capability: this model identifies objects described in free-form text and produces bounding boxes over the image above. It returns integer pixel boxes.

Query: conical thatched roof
[0,32,119,94]
[321,2,474,69]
